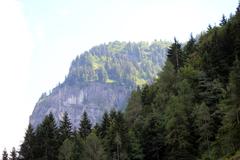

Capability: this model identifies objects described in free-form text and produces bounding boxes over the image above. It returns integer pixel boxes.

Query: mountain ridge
[30,40,169,128]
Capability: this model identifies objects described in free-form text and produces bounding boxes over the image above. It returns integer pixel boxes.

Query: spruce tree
[9,148,17,160]
[79,111,92,139]
[183,34,196,63]
[19,124,35,160]
[58,112,72,144]
[35,112,59,160]
[167,38,183,71]
[2,149,8,160]
[100,112,110,138]
[220,14,227,26]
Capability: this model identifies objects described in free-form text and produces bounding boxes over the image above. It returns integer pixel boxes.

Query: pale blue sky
[0,0,237,152]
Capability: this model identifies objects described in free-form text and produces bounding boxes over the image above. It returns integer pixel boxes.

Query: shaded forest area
[2,4,240,160]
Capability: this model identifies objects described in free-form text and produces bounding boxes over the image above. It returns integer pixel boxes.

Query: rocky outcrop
[30,41,169,128]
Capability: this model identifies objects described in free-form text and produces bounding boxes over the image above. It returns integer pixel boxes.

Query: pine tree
[19,124,35,160]
[220,14,227,26]
[99,112,110,138]
[79,111,92,139]
[59,112,72,144]
[35,112,59,160]
[167,38,183,71]
[183,34,196,64]
[2,149,8,160]
[104,112,128,160]
[9,148,17,160]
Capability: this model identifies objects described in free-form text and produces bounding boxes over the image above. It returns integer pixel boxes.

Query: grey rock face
[30,82,132,128]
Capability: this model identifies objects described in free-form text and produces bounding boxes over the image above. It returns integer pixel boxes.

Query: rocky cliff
[30,41,169,128]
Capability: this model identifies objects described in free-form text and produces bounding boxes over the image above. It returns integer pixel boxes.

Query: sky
[0,0,237,152]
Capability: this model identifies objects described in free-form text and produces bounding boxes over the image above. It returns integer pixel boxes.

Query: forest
[2,4,240,160]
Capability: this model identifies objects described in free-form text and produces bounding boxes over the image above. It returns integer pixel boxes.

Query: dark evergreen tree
[35,112,59,160]
[2,149,8,160]
[58,112,72,144]
[79,111,92,139]
[99,112,110,138]
[167,38,183,71]
[183,34,196,64]
[9,148,17,160]
[19,124,35,160]
[220,14,227,26]
[104,111,129,160]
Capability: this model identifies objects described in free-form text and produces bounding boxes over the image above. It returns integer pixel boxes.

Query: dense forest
[2,4,240,160]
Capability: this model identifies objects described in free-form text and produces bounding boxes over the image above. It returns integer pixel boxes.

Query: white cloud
[0,0,33,152]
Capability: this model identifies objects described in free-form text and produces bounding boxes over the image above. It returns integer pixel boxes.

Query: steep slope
[30,41,169,127]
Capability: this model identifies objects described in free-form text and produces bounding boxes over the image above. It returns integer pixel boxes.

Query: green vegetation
[66,40,168,87]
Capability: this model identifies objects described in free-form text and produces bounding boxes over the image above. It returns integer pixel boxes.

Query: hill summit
[30,40,169,127]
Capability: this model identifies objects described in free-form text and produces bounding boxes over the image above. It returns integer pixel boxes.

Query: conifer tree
[220,14,227,26]
[35,112,59,160]
[183,34,196,63]
[59,112,72,144]
[79,111,92,139]
[19,124,35,160]
[99,112,110,138]
[9,148,17,160]
[167,38,183,71]
[2,149,8,160]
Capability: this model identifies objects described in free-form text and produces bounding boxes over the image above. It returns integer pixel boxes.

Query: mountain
[30,40,169,128]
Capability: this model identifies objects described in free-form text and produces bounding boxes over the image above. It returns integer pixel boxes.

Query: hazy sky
[0,0,237,152]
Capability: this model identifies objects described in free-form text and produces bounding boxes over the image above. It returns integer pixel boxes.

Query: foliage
[66,41,169,87]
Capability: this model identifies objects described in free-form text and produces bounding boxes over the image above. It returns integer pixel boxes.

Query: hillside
[30,40,169,127]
